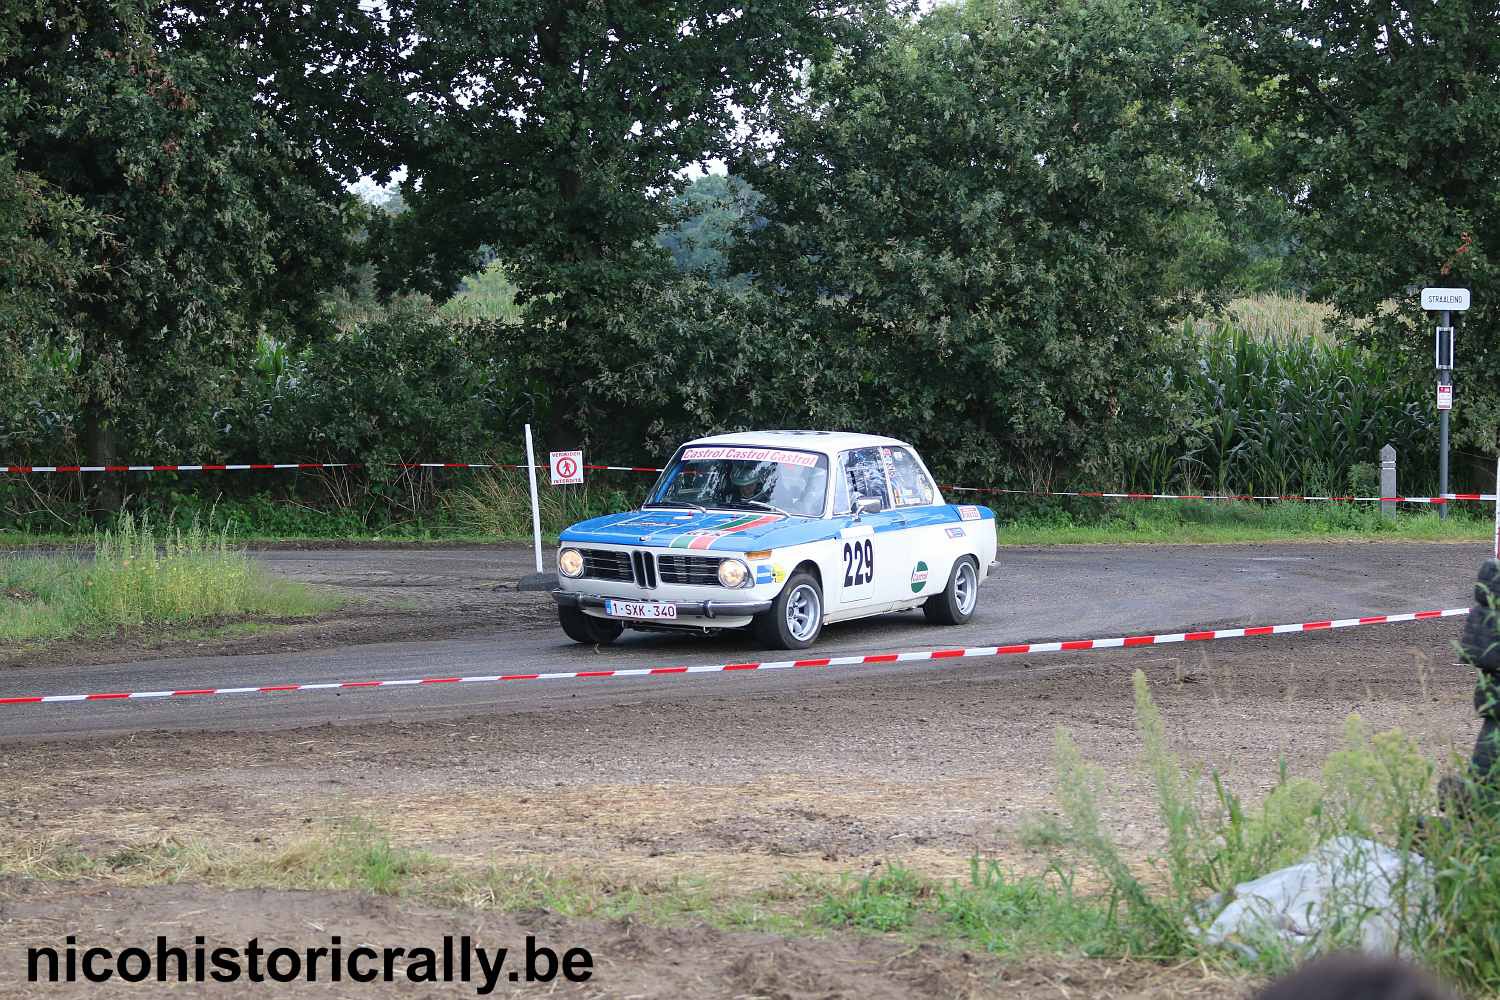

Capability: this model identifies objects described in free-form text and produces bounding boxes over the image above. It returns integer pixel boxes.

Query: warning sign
[1437,384,1453,411]
[550,450,584,486]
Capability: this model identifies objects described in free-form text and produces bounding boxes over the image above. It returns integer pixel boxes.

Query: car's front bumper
[553,590,773,623]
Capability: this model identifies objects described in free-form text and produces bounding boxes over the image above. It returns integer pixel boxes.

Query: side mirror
[852,497,882,519]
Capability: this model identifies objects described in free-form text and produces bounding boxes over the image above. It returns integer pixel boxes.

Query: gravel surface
[0,540,1486,740]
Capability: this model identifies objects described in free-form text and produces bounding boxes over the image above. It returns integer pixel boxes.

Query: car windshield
[648,446,830,517]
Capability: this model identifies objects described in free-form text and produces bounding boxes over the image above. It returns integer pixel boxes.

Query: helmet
[730,461,773,487]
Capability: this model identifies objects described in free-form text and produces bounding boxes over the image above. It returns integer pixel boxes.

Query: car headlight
[717,558,750,589]
[558,548,584,578]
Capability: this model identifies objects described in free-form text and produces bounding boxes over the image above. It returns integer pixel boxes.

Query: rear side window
[885,447,936,508]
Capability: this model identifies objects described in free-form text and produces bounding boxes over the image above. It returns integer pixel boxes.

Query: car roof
[681,430,915,457]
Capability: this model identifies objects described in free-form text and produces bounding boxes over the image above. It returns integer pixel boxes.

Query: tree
[731,0,1239,485]
[371,0,869,448]
[0,6,103,347]
[657,173,765,286]
[1213,1,1500,453]
[3,2,390,508]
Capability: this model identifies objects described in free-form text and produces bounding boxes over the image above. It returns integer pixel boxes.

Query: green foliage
[438,264,524,324]
[813,858,1122,957]
[1423,788,1500,989]
[732,0,1239,489]
[2,1,388,492]
[656,173,764,286]
[812,864,929,932]
[372,0,854,444]
[0,512,337,640]
[1213,0,1500,453]
[1133,323,1435,496]
[229,306,517,468]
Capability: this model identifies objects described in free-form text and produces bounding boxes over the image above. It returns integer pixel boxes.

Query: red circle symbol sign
[551,451,584,484]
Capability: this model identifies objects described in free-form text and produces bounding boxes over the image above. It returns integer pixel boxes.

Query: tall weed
[0,512,336,640]
[445,470,647,539]
[1050,671,1450,971]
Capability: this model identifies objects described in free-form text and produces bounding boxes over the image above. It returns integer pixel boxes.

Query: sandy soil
[0,615,1480,997]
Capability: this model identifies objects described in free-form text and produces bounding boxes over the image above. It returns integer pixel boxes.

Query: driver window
[835,448,890,515]
[886,447,936,508]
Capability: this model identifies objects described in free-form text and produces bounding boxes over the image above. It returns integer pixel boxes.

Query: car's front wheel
[923,556,979,625]
[753,570,824,649]
[559,606,624,645]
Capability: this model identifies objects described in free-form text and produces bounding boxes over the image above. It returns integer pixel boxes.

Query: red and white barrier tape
[7,460,1495,505]
[2,463,358,474]
[2,462,663,475]
[941,486,1499,504]
[0,606,1468,708]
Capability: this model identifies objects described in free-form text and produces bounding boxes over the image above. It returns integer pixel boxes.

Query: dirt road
[0,541,1484,740]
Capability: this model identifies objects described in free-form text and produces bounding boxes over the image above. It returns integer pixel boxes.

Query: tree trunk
[78,332,122,523]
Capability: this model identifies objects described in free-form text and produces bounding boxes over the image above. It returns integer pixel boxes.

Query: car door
[878,446,954,605]
[830,447,912,612]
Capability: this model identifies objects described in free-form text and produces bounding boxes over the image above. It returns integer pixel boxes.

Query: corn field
[1125,323,1435,496]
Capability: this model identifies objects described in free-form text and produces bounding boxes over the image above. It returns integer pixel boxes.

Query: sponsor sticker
[910,561,930,593]
[755,565,775,585]
[957,505,981,521]
[681,446,818,468]
[945,526,966,538]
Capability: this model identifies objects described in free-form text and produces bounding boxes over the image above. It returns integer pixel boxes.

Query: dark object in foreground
[1456,559,1500,797]
[1254,953,1458,1000]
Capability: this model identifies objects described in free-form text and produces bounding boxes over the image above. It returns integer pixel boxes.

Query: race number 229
[843,539,874,587]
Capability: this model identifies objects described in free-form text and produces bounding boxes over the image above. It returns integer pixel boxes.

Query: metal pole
[1493,453,1499,560]
[524,423,544,573]
[1440,309,1451,521]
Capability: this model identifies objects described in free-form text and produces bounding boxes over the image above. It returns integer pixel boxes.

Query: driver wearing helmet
[729,461,775,503]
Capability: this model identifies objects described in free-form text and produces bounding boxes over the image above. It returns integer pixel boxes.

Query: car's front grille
[580,547,657,588]
[657,554,721,586]
[631,549,657,589]
[580,548,634,582]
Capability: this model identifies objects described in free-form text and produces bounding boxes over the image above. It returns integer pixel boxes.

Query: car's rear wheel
[753,570,823,649]
[559,606,624,645]
[923,557,979,625]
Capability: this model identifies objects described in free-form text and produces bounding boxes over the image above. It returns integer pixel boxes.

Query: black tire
[752,570,824,649]
[559,606,624,645]
[923,557,980,626]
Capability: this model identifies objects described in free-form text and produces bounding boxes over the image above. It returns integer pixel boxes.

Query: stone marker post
[1380,444,1397,520]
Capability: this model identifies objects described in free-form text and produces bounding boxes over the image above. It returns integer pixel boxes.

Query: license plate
[602,599,678,621]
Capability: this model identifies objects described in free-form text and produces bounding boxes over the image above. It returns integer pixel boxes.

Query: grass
[0,821,805,935]
[998,500,1494,546]
[445,469,648,539]
[0,513,339,641]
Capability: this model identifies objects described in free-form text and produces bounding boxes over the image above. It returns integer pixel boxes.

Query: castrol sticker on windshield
[682,447,818,468]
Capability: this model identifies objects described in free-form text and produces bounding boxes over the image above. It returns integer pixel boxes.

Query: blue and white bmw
[552,431,997,649]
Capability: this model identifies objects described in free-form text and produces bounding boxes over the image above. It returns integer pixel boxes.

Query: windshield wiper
[642,501,707,513]
[727,498,795,517]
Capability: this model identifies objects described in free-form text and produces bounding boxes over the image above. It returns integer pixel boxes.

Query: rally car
[552,430,997,649]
